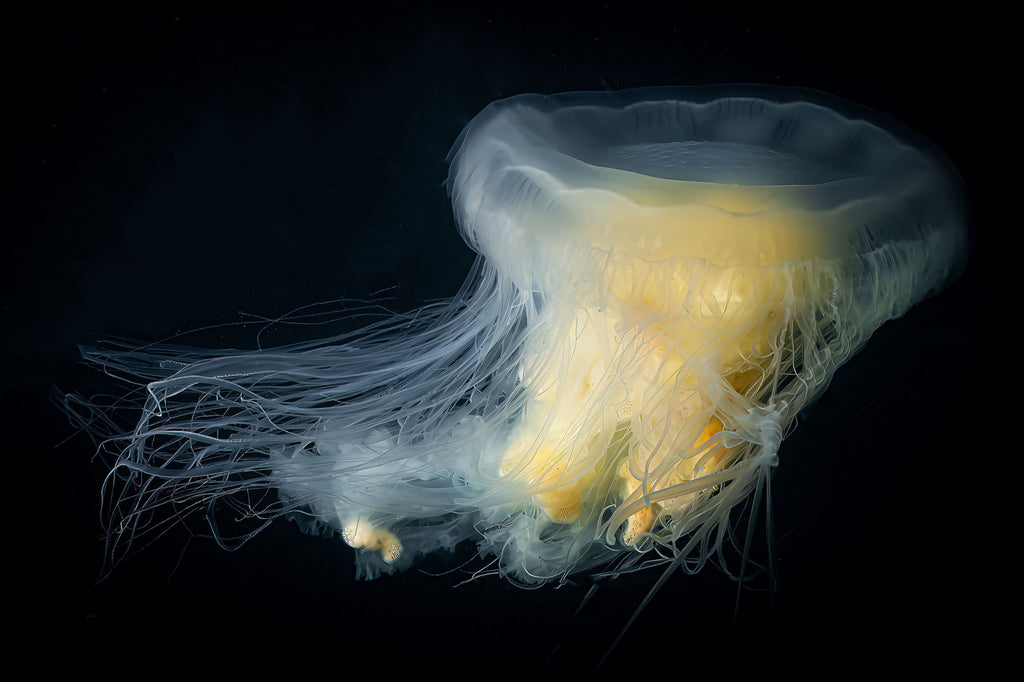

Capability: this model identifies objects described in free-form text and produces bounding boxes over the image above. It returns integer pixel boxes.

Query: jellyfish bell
[73,86,967,589]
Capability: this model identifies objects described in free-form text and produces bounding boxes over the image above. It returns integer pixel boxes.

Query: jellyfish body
[79,86,967,585]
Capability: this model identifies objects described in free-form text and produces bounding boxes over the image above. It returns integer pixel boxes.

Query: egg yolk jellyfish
[71,86,966,593]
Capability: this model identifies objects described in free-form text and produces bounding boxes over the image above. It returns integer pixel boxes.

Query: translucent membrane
[72,86,967,584]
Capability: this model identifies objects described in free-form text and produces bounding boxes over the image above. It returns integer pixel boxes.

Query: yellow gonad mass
[342,518,403,564]
[494,186,840,557]
[73,86,967,585]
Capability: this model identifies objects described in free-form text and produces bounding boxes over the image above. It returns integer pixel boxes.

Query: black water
[6,5,988,677]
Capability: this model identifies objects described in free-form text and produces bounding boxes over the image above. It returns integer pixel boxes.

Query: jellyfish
[71,85,967,587]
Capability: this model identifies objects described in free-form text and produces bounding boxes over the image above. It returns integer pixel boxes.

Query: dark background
[6,3,988,676]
